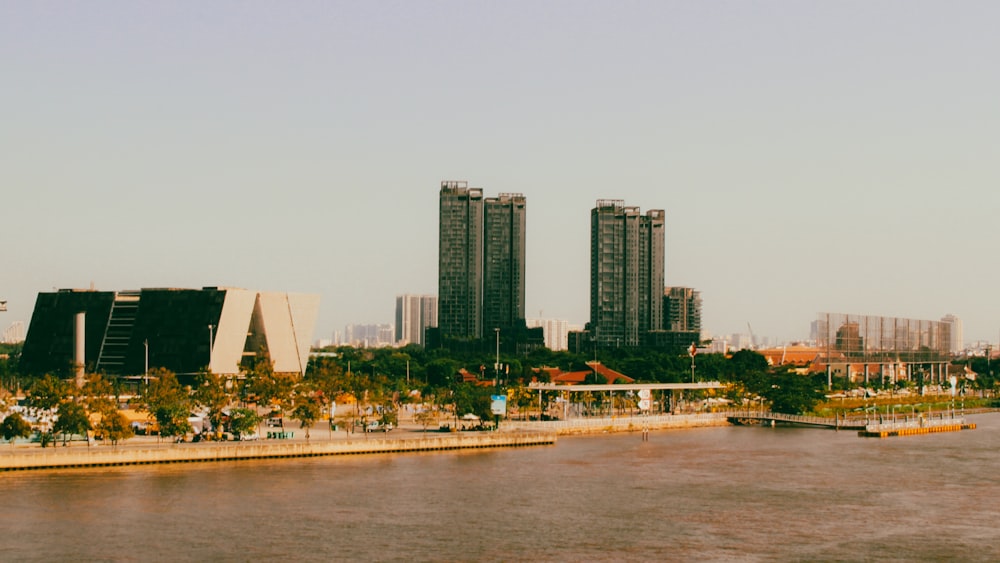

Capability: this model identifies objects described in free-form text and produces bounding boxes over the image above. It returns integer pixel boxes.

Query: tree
[53,401,91,446]
[97,409,134,446]
[27,374,69,411]
[291,397,321,440]
[1,412,31,447]
[193,370,231,437]
[227,407,262,440]
[761,372,826,414]
[246,358,295,426]
[139,369,193,440]
[413,408,440,432]
[82,373,116,416]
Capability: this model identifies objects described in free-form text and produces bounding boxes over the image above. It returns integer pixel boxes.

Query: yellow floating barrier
[858,423,975,438]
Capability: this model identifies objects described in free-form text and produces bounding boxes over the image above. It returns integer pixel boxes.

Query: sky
[2,1,999,346]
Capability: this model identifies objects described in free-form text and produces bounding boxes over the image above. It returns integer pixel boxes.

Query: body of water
[3,414,1000,561]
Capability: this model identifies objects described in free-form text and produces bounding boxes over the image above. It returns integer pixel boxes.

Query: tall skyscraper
[483,193,526,334]
[590,200,664,347]
[438,182,484,339]
[395,294,438,346]
[438,182,527,342]
[664,287,702,333]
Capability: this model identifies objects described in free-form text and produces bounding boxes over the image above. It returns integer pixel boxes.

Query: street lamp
[494,328,501,386]
[208,324,215,368]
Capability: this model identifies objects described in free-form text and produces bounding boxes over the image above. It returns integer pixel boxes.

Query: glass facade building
[483,193,526,334]
[590,200,664,347]
[438,182,483,340]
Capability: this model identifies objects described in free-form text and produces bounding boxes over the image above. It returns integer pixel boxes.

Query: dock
[858,420,976,438]
[0,431,556,472]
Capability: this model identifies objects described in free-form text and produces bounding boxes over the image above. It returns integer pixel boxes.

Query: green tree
[1,412,32,447]
[139,369,193,440]
[246,359,295,426]
[291,397,321,440]
[193,370,231,437]
[53,401,91,446]
[227,407,262,440]
[27,374,69,411]
[761,372,826,414]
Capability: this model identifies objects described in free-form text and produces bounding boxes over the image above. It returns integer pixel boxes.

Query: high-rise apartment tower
[664,287,702,333]
[483,193,526,334]
[438,182,526,341]
[590,200,664,347]
[438,182,484,339]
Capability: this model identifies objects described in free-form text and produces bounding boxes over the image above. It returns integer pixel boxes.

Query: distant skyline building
[483,193,526,334]
[438,181,483,340]
[438,182,527,342]
[526,318,571,351]
[2,321,25,344]
[395,294,438,346]
[343,324,394,348]
[941,314,963,354]
[589,200,665,347]
[664,287,702,333]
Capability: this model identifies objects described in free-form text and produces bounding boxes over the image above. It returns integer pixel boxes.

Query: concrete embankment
[502,413,729,435]
[0,431,555,472]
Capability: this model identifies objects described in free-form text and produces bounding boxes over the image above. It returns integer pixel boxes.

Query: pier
[726,411,868,430]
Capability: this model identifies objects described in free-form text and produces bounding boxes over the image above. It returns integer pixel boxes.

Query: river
[2,413,999,562]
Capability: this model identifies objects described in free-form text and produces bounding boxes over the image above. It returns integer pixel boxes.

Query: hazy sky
[3,2,999,346]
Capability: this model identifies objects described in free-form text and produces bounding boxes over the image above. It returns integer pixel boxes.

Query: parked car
[355,420,393,433]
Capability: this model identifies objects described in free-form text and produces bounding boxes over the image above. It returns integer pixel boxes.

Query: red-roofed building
[533,361,635,385]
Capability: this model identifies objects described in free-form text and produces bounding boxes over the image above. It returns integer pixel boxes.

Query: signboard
[638,398,652,411]
[637,389,651,400]
[490,395,507,416]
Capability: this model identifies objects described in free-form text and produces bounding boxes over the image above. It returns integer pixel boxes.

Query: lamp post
[144,339,149,386]
[208,324,215,369]
[494,328,501,385]
[688,342,697,382]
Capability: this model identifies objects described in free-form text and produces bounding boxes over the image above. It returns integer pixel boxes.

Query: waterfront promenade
[0,430,555,471]
[503,412,730,435]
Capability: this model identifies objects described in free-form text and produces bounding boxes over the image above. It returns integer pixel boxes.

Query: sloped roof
[538,362,635,385]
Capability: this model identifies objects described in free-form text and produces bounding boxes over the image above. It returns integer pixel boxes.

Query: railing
[863,411,967,433]
[725,410,868,429]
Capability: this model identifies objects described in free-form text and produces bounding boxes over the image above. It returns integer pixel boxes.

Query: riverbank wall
[501,412,729,435]
[0,431,556,472]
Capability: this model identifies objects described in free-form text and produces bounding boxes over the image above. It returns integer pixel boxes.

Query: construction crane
[746,322,756,350]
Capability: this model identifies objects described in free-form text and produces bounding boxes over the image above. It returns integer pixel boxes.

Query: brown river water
[2,413,999,562]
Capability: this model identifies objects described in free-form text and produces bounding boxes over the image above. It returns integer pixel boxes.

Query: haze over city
[2,2,998,346]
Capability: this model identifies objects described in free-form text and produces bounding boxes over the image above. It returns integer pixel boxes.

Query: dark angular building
[20,287,319,378]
